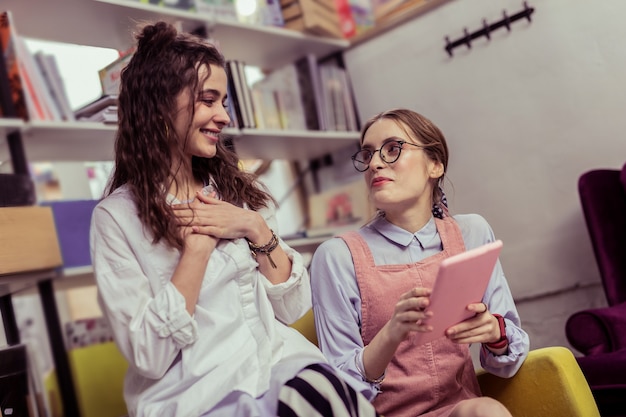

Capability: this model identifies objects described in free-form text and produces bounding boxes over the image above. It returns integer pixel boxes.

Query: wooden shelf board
[233,129,359,160]
[20,122,118,162]
[5,0,347,70]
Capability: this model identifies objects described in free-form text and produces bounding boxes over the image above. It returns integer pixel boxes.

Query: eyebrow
[200,88,223,97]
[362,136,404,149]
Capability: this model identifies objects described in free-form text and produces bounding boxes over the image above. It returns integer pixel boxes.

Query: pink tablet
[415,240,503,345]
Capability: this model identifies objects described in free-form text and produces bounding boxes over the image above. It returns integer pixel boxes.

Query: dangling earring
[164,123,170,138]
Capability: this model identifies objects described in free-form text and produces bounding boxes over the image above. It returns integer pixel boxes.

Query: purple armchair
[566,162,626,416]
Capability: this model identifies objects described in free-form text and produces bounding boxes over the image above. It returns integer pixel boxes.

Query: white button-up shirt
[90,186,326,417]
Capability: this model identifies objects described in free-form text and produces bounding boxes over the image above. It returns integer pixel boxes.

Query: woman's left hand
[444,302,501,345]
[172,190,261,240]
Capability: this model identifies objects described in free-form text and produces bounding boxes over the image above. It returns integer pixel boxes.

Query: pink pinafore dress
[339,217,481,417]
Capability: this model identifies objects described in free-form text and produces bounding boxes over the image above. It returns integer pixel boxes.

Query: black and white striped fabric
[278,364,380,417]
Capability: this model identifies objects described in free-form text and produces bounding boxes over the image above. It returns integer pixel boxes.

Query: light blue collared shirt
[310,214,530,400]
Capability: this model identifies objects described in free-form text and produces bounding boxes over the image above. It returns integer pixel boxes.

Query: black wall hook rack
[444,2,534,57]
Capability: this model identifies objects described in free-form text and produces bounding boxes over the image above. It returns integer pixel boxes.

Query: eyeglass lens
[352,141,404,172]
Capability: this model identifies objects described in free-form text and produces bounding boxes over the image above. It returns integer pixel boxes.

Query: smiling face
[172,63,230,160]
[362,118,444,221]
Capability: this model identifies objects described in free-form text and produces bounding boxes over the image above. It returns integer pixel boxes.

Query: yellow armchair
[47,310,600,417]
[292,310,601,417]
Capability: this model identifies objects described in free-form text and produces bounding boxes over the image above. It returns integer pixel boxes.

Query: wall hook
[463,28,472,50]
[444,2,535,57]
[502,10,511,31]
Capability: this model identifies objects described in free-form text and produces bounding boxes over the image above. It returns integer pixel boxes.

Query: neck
[383,199,434,234]
[169,167,204,202]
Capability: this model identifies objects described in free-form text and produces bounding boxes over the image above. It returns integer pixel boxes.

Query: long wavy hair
[360,108,449,216]
[106,21,274,249]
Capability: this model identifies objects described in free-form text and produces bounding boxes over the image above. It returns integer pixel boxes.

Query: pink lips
[203,129,220,143]
[371,177,391,187]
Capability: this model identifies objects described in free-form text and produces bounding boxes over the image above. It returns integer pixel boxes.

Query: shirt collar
[370,215,438,248]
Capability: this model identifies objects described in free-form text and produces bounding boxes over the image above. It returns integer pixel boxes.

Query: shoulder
[451,213,497,250]
[314,235,352,259]
[92,186,138,225]
[96,186,134,210]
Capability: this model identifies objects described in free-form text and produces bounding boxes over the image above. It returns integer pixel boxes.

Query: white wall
[344,0,626,352]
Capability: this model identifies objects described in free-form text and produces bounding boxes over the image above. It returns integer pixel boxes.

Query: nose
[216,103,231,126]
[369,149,385,170]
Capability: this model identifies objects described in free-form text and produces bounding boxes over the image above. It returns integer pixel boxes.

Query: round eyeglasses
[351,140,424,172]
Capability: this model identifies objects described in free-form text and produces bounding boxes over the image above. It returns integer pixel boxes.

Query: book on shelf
[0,10,28,120]
[318,58,359,131]
[227,60,256,128]
[99,47,134,96]
[1,11,58,121]
[139,0,197,11]
[236,61,257,128]
[74,94,118,122]
[263,0,286,26]
[225,79,239,128]
[348,0,375,35]
[14,35,60,121]
[225,61,246,128]
[280,0,344,39]
[195,0,238,21]
[335,0,357,38]
[264,63,308,130]
[294,53,327,130]
[33,51,75,121]
[371,0,425,23]
[250,77,282,129]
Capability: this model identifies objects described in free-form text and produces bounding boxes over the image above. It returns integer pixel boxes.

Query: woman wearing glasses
[310,109,529,417]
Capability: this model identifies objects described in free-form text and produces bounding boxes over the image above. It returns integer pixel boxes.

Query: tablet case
[415,240,503,345]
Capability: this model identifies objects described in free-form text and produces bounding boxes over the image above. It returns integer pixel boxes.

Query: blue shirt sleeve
[310,237,380,400]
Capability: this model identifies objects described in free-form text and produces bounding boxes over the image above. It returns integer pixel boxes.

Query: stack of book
[280,0,344,38]
[225,54,358,133]
[0,11,74,122]
[74,94,118,124]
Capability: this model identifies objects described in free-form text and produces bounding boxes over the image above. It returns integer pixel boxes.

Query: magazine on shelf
[74,94,118,121]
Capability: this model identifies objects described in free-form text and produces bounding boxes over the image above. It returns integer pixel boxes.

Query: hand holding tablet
[415,240,503,346]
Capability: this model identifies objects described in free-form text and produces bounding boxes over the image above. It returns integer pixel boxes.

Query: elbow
[131,358,171,380]
[129,348,179,380]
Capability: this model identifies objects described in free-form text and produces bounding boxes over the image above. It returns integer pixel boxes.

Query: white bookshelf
[1,0,358,164]
[4,0,349,71]
[0,123,358,162]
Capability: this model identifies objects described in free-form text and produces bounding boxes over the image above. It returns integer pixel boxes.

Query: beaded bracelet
[247,230,279,269]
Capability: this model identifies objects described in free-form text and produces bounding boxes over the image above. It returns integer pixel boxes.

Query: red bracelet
[484,314,508,350]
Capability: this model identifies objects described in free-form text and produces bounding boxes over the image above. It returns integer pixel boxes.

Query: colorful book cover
[0,11,29,120]
[334,0,357,38]
[348,0,375,34]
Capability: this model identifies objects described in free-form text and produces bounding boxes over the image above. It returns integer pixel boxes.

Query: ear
[429,161,444,179]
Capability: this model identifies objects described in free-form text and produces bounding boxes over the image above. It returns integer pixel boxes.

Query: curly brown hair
[360,108,449,214]
[106,21,274,249]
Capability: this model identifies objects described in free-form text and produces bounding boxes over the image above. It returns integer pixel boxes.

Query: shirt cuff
[148,282,198,348]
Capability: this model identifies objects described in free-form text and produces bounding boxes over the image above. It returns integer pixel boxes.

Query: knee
[451,397,512,417]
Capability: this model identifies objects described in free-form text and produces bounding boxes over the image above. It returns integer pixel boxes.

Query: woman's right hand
[363,287,434,380]
[385,287,433,345]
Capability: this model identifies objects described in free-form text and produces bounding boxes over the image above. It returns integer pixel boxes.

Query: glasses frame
[351,140,424,172]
